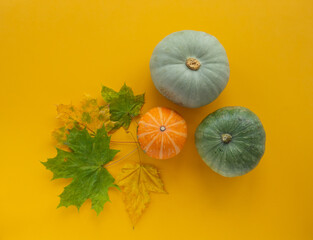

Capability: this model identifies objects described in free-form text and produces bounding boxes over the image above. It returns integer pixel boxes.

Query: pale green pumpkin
[150,30,230,108]
[195,107,266,177]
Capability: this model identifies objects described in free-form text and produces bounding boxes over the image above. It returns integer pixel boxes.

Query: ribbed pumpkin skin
[137,107,187,159]
[195,107,266,177]
[150,30,230,108]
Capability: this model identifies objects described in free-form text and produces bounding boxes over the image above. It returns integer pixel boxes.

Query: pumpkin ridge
[137,130,159,138]
[165,132,180,154]
[167,129,187,137]
[201,67,225,90]
[166,120,185,128]
[158,107,164,125]
[138,121,159,128]
[146,112,161,126]
[164,110,174,125]
[159,134,164,159]
[143,132,160,152]
[198,70,220,96]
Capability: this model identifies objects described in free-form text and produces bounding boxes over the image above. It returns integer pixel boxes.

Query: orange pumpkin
[137,107,187,159]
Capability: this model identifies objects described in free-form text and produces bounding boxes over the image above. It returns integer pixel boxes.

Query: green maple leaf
[101,83,145,130]
[42,126,119,214]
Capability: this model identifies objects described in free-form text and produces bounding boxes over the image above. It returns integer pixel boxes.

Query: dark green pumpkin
[195,106,266,177]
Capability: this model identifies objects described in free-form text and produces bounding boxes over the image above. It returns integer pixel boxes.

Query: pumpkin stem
[186,57,201,71]
[221,133,232,143]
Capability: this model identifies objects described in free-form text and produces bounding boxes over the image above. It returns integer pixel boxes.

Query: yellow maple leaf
[116,163,166,226]
[52,96,114,150]
[55,104,78,126]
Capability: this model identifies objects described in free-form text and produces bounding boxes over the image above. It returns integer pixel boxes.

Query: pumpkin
[137,107,187,159]
[150,30,230,108]
[195,106,266,177]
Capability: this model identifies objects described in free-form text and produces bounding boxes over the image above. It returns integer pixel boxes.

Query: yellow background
[1,0,312,239]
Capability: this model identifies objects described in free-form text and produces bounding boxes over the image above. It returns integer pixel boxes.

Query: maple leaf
[51,127,69,151]
[43,126,119,214]
[116,163,166,226]
[52,96,114,150]
[101,84,145,130]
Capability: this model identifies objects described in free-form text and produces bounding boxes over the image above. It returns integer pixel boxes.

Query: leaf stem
[125,129,143,164]
[105,148,138,167]
[76,121,96,134]
[111,140,138,144]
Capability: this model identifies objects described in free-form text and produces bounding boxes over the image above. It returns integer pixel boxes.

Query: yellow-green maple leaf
[116,163,166,226]
[52,127,70,151]
[52,96,114,150]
